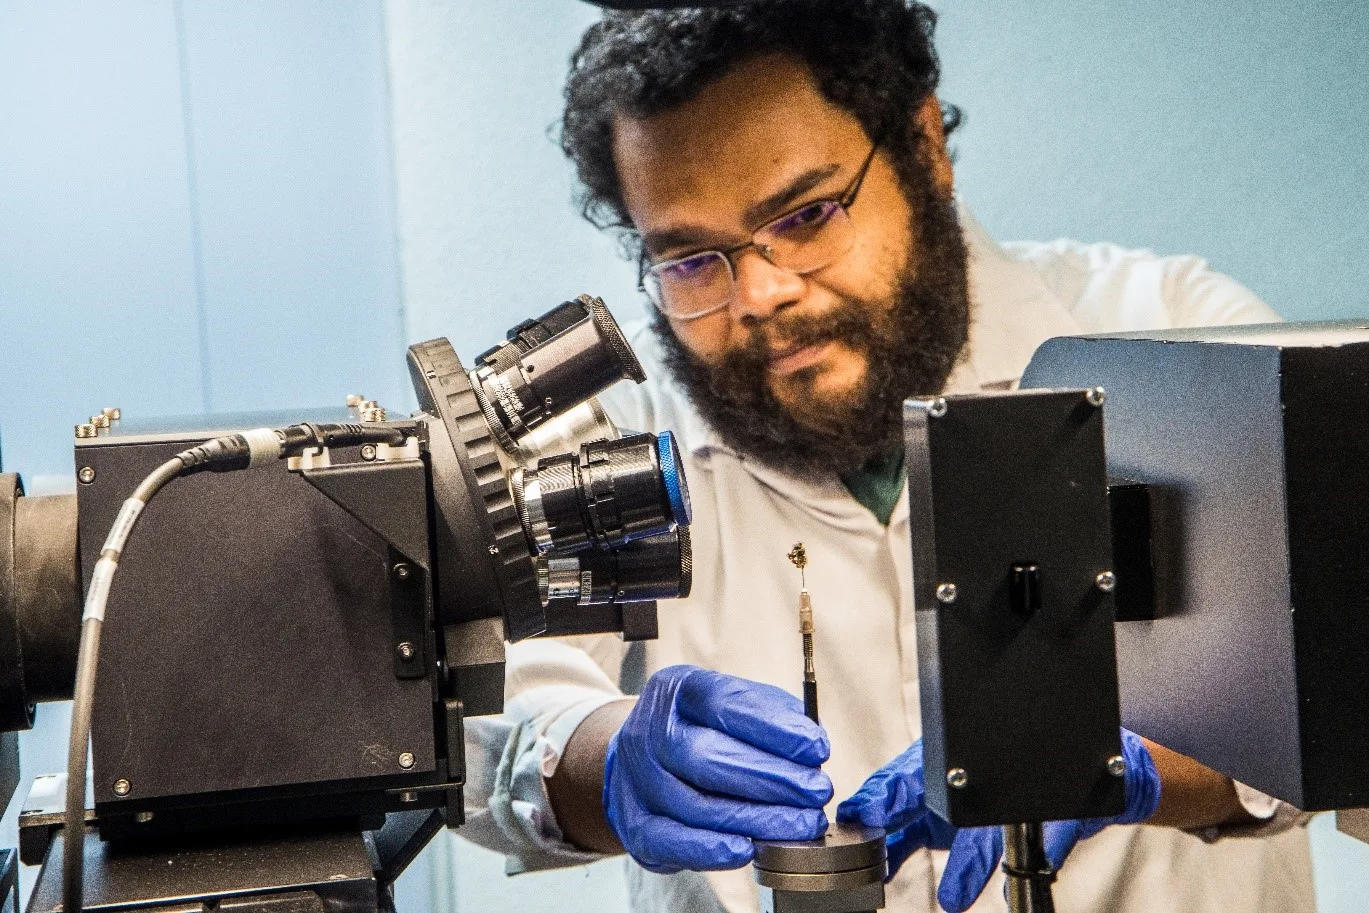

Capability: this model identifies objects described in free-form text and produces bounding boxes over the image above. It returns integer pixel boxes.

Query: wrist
[547,698,635,854]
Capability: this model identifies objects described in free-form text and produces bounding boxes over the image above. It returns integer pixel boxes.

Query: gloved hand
[838,730,1161,913]
[604,664,833,874]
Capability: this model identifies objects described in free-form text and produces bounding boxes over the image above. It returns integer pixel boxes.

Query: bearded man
[458,3,1315,911]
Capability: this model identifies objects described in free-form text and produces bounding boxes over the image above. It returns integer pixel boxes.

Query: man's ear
[915,93,955,200]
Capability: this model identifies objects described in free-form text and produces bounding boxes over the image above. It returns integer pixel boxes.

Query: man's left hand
[837,729,1162,913]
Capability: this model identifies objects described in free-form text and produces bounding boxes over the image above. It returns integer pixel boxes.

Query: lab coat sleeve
[459,636,630,873]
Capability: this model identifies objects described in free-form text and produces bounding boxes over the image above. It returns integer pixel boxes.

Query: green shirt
[839,447,905,526]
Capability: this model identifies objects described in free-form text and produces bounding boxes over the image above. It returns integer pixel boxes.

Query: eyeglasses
[640,138,883,321]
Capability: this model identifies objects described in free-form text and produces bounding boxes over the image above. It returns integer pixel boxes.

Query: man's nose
[729,248,806,324]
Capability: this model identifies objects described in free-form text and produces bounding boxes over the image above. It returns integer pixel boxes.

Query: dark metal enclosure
[905,389,1125,826]
[1023,321,1369,810]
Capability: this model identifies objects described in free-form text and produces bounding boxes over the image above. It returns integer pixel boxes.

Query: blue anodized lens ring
[655,430,692,527]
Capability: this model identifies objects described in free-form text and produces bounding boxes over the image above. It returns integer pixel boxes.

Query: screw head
[392,563,412,582]
[89,414,110,429]
[75,424,97,439]
[1096,571,1117,593]
[399,752,416,770]
[1086,387,1107,407]
[936,583,958,604]
[946,768,969,789]
[113,779,131,797]
[927,397,949,418]
[78,467,97,485]
[360,443,378,461]
[1107,755,1127,778]
[396,641,416,660]
[135,811,154,823]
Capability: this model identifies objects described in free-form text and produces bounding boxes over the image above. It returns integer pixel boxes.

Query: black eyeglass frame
[637,136,884,319]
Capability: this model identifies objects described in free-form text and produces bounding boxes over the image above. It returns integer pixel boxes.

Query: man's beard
[653,192,971,480]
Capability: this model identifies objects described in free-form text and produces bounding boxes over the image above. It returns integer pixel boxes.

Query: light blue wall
[0,0,412,903]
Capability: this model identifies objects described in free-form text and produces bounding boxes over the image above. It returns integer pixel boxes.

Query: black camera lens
[473,295,645,445]
[537,527,692,606]
[519,431,690,556]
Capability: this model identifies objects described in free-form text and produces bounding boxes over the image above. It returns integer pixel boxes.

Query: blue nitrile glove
[603,664,833,874]
[839,730,1161,913]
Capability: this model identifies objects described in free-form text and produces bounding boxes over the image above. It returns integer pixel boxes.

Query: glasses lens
[645,251,732,319]
[756,200,854,275]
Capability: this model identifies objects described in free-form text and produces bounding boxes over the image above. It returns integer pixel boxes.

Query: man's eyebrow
[640,162,844,260]
[741,163,842,227]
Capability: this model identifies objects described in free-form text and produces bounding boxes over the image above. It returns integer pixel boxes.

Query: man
[460,3,1314,911]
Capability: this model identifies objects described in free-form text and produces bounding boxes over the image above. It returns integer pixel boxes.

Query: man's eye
[661,254,717,282]
[771,200,839,236]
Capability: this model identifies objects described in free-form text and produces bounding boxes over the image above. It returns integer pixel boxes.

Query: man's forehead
[611,54,871,250]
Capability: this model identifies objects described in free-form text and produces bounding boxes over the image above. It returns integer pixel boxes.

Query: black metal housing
[905,389,1125,826]
[76,411,447,835]
[1023,321,1369,810]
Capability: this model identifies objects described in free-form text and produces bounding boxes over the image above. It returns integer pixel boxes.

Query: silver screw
[75,424,97,439]
[347,394,364,408]
[102,407,122,421]
[1107,755,1127,778]
[1096,571,1117,592]
[78,467,96,485]
[399,752,416,770]
[946,768,969,789]
[928,397,949,418]
[936,583,958,604]
[135,811,154,823]
[396,642,416,660]
[90,414,110,429]
[487,545,500,555]
[113,779,131,796]
[1086,387,1107,407]
[392,563,411,582]
[399,790,419,803]
[360,443,378,461]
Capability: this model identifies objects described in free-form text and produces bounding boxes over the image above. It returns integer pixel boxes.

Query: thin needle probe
[787,543,819,724]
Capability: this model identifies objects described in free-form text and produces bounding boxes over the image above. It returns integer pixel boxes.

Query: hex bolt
[392,563,412,582]
[135,811,154,823]
[347,394,364,408]
[936,583,958,604]
[78,467,96,485]
[1096,571,1117,593]
[1086,387,1107,407]
[927,397,949,418]
[102,407,121,421]
[1107,755,1127,778]
[396,642,416,660]
[113,779,131,797]
[360,444,378,462]
[399,752,416,770]
[946,768,969,789]
[75,424,96,439]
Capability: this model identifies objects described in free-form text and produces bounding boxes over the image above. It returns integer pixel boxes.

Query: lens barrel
[474,295,645,445]
[520,431,690,556]
[537,527,692,606]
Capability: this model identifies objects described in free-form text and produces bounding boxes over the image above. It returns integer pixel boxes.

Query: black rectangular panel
[76,412,436,813]
[906,389,1125,826]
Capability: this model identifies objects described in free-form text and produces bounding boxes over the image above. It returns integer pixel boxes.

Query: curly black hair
[560,0,960,250]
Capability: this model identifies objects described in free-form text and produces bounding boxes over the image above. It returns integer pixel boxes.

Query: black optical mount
[0,294,693,913]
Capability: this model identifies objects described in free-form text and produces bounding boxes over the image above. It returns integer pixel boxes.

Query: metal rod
[1002,822,1056,913]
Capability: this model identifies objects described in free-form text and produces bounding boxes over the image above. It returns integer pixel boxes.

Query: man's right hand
[604,664,833,873]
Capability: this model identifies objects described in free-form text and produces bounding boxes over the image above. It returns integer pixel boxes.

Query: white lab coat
[459,206,1315,913]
